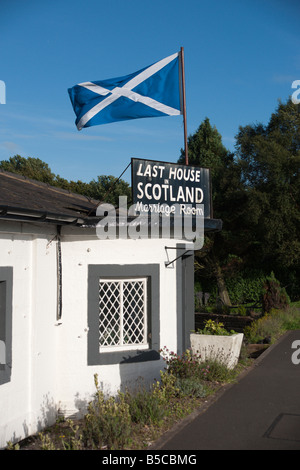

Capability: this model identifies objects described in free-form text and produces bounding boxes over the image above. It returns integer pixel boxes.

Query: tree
[235,99,300,283]
[178,117,230,200]
[178,118,240,305]
[0,155,55,184]
[0,155,131,207]
[88,175,131,205]
[189,101,300,304]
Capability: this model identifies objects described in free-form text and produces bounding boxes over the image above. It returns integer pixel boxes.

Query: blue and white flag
[68,52,182,130]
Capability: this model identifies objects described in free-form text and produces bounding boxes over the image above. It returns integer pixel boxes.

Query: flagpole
[180,47,188,166]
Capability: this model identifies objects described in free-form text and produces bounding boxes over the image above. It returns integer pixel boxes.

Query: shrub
[201,357,239,383]
[174,377,207,398]
[158,369,180,399]
[125,382,166,426]
[225,271,266,304]
[244,306,300,344]
[196,319,236,336]
[221,304,231,315]
[244,312,282,344]
[159,345,239,385]
[60,420,84,450]
[83,374,132,450]
[279,307,300,330]
[197,269,267,306]
[237,305,247,316]
[159,347,210,380]
[262,272,290,313]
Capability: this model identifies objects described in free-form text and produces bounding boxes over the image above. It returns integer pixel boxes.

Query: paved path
[153,330,300,450]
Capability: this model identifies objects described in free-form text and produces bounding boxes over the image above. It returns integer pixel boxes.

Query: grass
[244,304,300,344]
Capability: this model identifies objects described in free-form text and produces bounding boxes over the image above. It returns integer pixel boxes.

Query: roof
[0,170,100,225]
[0,169,222,232]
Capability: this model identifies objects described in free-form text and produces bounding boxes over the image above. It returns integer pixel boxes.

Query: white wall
[0,221,58,448]
[0,221,187,447]
[56,228,182,417]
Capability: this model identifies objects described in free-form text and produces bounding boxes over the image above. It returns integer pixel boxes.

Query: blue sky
[0,0,299,184]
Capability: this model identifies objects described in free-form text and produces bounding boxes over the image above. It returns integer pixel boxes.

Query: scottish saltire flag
[68,52,182,130]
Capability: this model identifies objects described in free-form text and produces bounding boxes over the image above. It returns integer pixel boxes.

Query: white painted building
[0,169,221,448]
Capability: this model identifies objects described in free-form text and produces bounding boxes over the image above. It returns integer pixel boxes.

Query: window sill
[91,348,160,366]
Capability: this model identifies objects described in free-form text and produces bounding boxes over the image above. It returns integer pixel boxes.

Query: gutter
[0,205,84,225]
[0,204,223,233]
[82,215,223,233]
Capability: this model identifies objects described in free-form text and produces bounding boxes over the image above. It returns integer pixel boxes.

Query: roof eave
[0,205,84,225]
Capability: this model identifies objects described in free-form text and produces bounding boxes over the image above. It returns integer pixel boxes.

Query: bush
[225,271,266,304]
[279,307,300,330]
[262,272,290,313]
[244,312,282,344]
[174,377,207,398]
[196,269,268,305]
[159,347,210,380]
[83,374,132,450]
[244,306,300,344]
[125,383,166,426]
[196,319,236,336]
[159,345,241,385]
[201,357,239,383]
[236,305,247,316]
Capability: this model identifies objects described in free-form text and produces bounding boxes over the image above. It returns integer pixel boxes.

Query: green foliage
[192,100,299,302]
[38,432,57,450]
[60,420,84,450]
[88,175,131,205]
[195,267,293,308]
[224,271,266,304]
[200,357,239,383]
[160,345,241,388]
[6,441,20,450]
[235,99,300,273]
[17,354,249,450]
[0,155,55,183]
[0,155,131,207]
[236,305,247,316]
[174,377,207,398]
[196,319,236,336]
[156,370,181,401]
[82,374,132,450]
[262,272,290,313]
[125,382,167,426]
[159,347,210,380]
[244,306,300,344]
[178,117,231,192]
[280,307,300,330]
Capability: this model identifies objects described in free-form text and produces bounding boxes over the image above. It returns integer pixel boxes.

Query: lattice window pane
[99,278,147,351]
[99,281,121,347]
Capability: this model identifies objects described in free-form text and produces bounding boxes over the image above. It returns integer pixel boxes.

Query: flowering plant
[159,346,210,381]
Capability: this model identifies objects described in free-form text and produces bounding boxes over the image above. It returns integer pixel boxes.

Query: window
[0,267,13,385]
[99,278,148,352]
[88,264,160,365]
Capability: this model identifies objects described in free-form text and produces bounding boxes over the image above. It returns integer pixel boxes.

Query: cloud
[0,140,22,153]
